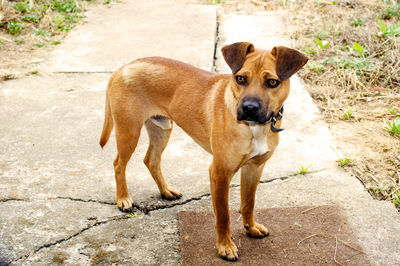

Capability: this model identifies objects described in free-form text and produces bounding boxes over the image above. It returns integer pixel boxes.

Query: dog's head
[222,42,308,124]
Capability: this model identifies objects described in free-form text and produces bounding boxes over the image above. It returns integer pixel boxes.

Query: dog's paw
[161,187,182,200]
[245,223,269,238]
[117,197,133,212]
[217,238,239,261]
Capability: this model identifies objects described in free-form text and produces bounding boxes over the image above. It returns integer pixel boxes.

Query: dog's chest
[248,125,269,159]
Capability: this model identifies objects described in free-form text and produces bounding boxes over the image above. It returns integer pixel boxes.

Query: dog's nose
[242,100,260,115]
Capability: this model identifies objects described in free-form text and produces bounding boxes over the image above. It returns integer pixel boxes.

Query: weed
[377,18,400,37]
[307,62,325,73]
[34,42,45,48]
[33,27,51,36]
[22,15,42,23]
[384,117,400,136]
[387,107,398,115]
[394,191,400,207]
[331,147,351,167]
[126,213,138,218]
[351,18,364,27]
[209,0,224,4]
[323,57,373,70]
[52,40,61,45]
[376,185,389,198]
[343,108,354,120]
[31,69,38,74]
[296,165,311,175]
[8,21,23,35]
[51,0,80,13]
[380,3,399,20]
[12,2,30,13]
[15,38,25,44]
[315,38,330,49]
[353,42,369,57]
[304,49,317,55]
[313,31,329,39]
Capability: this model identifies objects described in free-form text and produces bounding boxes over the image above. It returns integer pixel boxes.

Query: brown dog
[99,42,308,261]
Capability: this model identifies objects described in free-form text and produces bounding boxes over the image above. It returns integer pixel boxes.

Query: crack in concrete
[259,169,325,184]
[53,196,115,206]
[6,193,212,265]
[7,214,128,266]
[141,192,212,214]
[0,198,25,203]
[211,18,220,72]
[7,170,324,264]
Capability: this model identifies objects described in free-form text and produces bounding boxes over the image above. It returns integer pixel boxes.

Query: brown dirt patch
[179,206,369,265]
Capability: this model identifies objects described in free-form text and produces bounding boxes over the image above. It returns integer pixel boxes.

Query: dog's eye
[235,75,246,85]
[265,79,280,88]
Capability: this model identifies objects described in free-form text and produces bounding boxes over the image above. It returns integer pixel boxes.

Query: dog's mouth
[236,97,276,125]
[237,110,274,125]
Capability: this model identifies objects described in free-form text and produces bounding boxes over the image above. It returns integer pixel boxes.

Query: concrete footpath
[0,1,399,265]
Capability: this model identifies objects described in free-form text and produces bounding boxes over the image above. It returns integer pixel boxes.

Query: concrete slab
[13,209,181,265]
[0,74,211,210]
[45,3,216,72]
[0,199,120,265]
[12,171,400,265]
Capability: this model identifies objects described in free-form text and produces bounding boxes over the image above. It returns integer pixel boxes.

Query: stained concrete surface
[1,1,399,265]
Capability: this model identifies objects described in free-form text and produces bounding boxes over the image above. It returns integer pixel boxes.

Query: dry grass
[286,0,400,209]
[0,0,105,79]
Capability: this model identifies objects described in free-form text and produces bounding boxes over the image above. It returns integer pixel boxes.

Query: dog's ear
[271,46,308,81]
[222,42,255,74]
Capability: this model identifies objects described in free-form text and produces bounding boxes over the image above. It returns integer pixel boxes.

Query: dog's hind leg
[144,116,182,200]
[113,119,143,212]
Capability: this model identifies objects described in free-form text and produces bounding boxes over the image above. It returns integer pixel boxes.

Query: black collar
[270,106,284,132]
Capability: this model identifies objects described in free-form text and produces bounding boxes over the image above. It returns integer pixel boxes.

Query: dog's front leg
[209,162,238,261]
[240,159,269,238]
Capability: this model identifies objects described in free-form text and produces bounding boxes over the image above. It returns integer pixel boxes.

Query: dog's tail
[99,81,114,148]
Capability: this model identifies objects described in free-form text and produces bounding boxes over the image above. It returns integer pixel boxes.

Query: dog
[99,42,308,261]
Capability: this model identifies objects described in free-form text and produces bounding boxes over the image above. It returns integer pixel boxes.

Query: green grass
[126,213,138,218]
[331,147,351,167]
[8,21,23,35]
[343,108,354,120]
[22,15,42,23]
[315,38,330,49]
[6,0,88,45]
[296,165,311,175]
[34,42,45,48]
[384,117,400,136]
[351,18,364,27]
[380,3,399,20]
[15,38,25,44]
[33,27,51,36]
[377,18,400,37]
[394,191,400,207]
[353,42,369,57]
[209,0,224,4]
